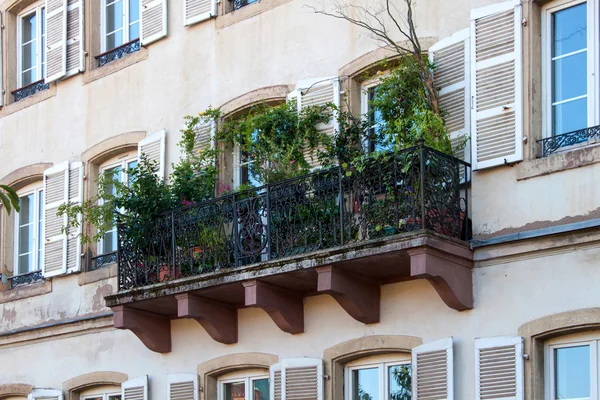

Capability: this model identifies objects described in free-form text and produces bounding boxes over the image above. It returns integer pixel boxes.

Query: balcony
[105,144,474,353]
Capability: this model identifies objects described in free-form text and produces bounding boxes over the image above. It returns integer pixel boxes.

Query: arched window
[217,369,270,400]
[344,354,411,400]
[79,385,122,400]
[13,181,44,276]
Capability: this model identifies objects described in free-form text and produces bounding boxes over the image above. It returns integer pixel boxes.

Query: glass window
[238,131,263,188]
[81,392,122,400]
[551,2,588,135]
[219,374,270,400]
[15,188,44,275]
[18,5,46,87]
[346,356,411,400]
[98,155,137,255]
[361,84,390,153]
[103,0,140,51]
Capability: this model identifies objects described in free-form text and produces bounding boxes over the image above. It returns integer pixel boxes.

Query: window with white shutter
[43,162,69,278]
[470,0,523,170]
[65,0,84,77]
[138,130,167,179]
[122,376,148,400]
[167,373,199,400]
[411,337,454,400]
[475,337,523,400]
[270,358,323,400]
[430,28,471,182]
[28,388,63,400]
[66,162,83,273]
[290,78,340,168]
[141,0,168,46]
[192,120,216,156]
[184,0,216,26]
[45,0,68,83]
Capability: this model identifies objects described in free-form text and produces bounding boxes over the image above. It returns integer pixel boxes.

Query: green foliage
[0,185,20,215]
[371,57,452,154]
[215,101,332,184]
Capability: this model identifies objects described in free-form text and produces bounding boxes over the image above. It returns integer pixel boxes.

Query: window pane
[129,0,140,23]
[251,378,269,400]
[129,21,140,41]
[368,86,390,153]
[553,51,587,103]
[108,395,122,400]
[552,3,587,58]
[224,382,246,400]
[22,13,37,43]
[19,194,34,225]
[22,68,36,87]
[353,368,379,400]
[553,97,587,135]
[18,254,33,274]
[21,40,36,71]
[106,0,124,33]
[555,345,590,399]
[103,230,117,254]
[41,7,46,75]
[38,190,44,268]
[388,365,411,400]
[106,30,124,50]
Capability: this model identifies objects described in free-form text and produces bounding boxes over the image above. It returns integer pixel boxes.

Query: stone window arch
[62,371,128,400]
[0,383,33,400]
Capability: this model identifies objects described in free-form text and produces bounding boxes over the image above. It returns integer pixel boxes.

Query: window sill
[78,263,117,286]
[217,0,293,29]
[516,142,600,181]
[0,279,52,304]
[84,46,148,85]
[0,83,56,117]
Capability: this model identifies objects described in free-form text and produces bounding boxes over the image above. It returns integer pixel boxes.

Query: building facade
[0,0,598,399]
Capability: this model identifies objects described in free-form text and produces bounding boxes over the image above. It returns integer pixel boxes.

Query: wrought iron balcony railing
[232,0,258,11]
[90,251,118,271]
[538,125,600,157]
[96,39,142,68]
[8,270,45,289]
[11,80,50,102]
[117,143,471,291]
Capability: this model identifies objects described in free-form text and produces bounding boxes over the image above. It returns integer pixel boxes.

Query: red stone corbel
[408,246,473,311]
[176,293,238,344]
[316,265,380,324]
[243,280,304,334]
[112,305,171,353]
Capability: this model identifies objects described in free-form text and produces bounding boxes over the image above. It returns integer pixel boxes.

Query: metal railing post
[418,138,427,230]
[232,194,239,267]
[338,166,345,245]
[171,211,177,277]
[265,184,272,261]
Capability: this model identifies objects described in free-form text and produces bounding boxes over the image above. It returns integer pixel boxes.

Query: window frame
[360,77,389,153]
[541,0,600,139]
[97,154,138,256]
[100,0,141,53]
[16,2,46,89]
[80,393,122,400]
[344,354,411,400]
[217,369,270,400]
[13,185,44,276]
[544,332,600,400]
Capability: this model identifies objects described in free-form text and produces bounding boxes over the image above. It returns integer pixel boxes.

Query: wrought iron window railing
[90,251,118,271]
[232,0,258,11]
[538,125,600,157]
[8,270,45,289]
[12,80,50,102]
[96,39,142,68]
[117,143,471,291]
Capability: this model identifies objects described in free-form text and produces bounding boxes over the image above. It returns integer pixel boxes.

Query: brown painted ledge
[105,230,473,353]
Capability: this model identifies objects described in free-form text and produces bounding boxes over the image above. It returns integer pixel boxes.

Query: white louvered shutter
[66,162,83,272]
[28,389,63,400]
[280,358,323,400]
[122,376,149,400]
[0,11,3,107]
[412,337,454,400]
[138,130,166,179]
[192,120,215,156]
[430,28,471,182]
[167,373,199,400]
[45,0,68,83]
[43,162,69,278]
[470,0,523,170]
[141,0,168,46]
[270,363,282,400]
[184,0,216,26]
[294,78,340,168]
[475,337,524,400]
[65,0,84,77]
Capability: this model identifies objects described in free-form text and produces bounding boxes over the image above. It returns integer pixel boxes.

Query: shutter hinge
[323,375,331,380]
[522,18,528,27]
[523,353,530,360]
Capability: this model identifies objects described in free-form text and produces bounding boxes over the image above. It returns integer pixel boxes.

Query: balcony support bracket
[243,280,304,334]
[176,293,238,344]
[408,246,473,311]
[112,305,171,353]
[316,265,380,324]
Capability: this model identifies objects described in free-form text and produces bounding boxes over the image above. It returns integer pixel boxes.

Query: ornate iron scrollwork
[96,39,142,68]
[117,144,471,291]
[12,80,50,102]
[538,125,600,157]
[90,251,118,271]
[9,271,45,289]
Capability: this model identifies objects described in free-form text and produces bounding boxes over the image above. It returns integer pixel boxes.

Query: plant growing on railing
[203,101,332,185]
